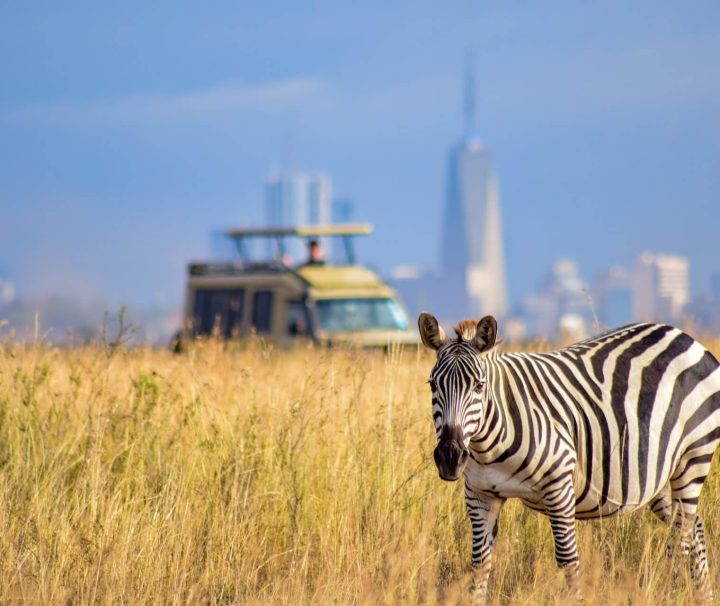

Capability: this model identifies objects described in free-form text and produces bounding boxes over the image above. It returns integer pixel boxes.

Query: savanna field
[2,335,720,605]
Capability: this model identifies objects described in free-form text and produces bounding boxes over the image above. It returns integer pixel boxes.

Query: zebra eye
[428,379,437,391]
[473,381,485,393]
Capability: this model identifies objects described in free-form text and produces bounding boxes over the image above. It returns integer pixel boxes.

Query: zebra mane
[452,319,502,353]
[453,320,479,342]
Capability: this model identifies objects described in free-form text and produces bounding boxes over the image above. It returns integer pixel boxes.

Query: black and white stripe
[419,313,720,604]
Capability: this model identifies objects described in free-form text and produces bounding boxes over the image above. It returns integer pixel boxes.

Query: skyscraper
[632,252,690,323]
[265,172,332,261]
[440,55,508,319]
[265,172,332,227]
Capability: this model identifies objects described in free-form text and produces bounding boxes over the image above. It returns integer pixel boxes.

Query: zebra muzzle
[434,437,469,481]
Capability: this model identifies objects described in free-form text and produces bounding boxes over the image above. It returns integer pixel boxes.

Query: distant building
[523,292,560,340]
[265,172,332,262]
[441,55,507,320]
[523,259,594,341]
[266,171,332,226]
[442,135,507,319]
[632,252,689,323]
[502,316,527,344]
[395,54,508,325]
[595,266,632,329]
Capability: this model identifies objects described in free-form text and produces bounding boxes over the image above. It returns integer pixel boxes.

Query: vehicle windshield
[315,298,409,332]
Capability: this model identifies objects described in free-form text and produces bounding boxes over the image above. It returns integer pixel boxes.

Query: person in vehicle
[303,239,326,266]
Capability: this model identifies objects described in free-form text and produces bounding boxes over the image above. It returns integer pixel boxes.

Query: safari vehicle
[180,224,418,348]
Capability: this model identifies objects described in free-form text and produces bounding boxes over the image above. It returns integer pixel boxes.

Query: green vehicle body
[182,224,418,348]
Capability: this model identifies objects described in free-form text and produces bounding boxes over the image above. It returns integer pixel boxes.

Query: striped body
[466,323,720,517]
[419,314,720,604]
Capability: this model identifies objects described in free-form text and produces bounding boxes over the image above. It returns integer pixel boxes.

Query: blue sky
[1,1,719,310]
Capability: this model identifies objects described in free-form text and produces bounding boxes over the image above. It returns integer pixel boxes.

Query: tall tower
[440,55,508,318]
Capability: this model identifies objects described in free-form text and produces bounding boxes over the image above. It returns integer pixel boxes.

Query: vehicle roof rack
[188,260,289,276]
[225,223,374,265]
[225,223,373,238]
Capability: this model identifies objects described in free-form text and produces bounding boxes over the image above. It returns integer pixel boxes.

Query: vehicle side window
[251,290,274,333]
[194,289,216,336]
[193,289,244,337]
[287,300,310,337]
[225,290,245,337]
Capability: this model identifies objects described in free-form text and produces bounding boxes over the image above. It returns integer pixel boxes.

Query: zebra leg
[691,515,713,601]
[670,467,713,602]
[465,487,504,606]
[650,483,713,602]
[649,484,674,560]
[544,482,583,603]
[649,483,673,526]
[666,507,713,601]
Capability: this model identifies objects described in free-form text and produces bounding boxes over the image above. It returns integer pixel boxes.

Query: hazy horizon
[2,2,719,312]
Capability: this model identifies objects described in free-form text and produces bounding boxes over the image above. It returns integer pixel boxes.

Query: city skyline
[518,252,694,341]
[1,3,719,320]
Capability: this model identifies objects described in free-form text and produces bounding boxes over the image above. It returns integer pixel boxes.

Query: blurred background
[1,1,719,344]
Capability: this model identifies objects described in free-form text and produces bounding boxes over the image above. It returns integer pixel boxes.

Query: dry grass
[1,337,720,605]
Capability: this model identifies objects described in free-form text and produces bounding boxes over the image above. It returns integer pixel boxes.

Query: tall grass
[0,337,719,604]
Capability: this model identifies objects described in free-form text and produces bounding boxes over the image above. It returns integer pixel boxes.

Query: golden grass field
[1,336,720,605]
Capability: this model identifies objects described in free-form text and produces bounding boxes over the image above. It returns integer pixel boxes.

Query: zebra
[419,312,720,604]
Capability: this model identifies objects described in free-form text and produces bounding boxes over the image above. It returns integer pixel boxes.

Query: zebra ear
[474,316,497,352]
[418,312,447,350]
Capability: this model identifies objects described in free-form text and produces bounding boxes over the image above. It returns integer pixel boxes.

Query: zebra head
[418,313,497,481]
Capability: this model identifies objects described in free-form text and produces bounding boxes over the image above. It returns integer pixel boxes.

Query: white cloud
[7,77,329,125]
